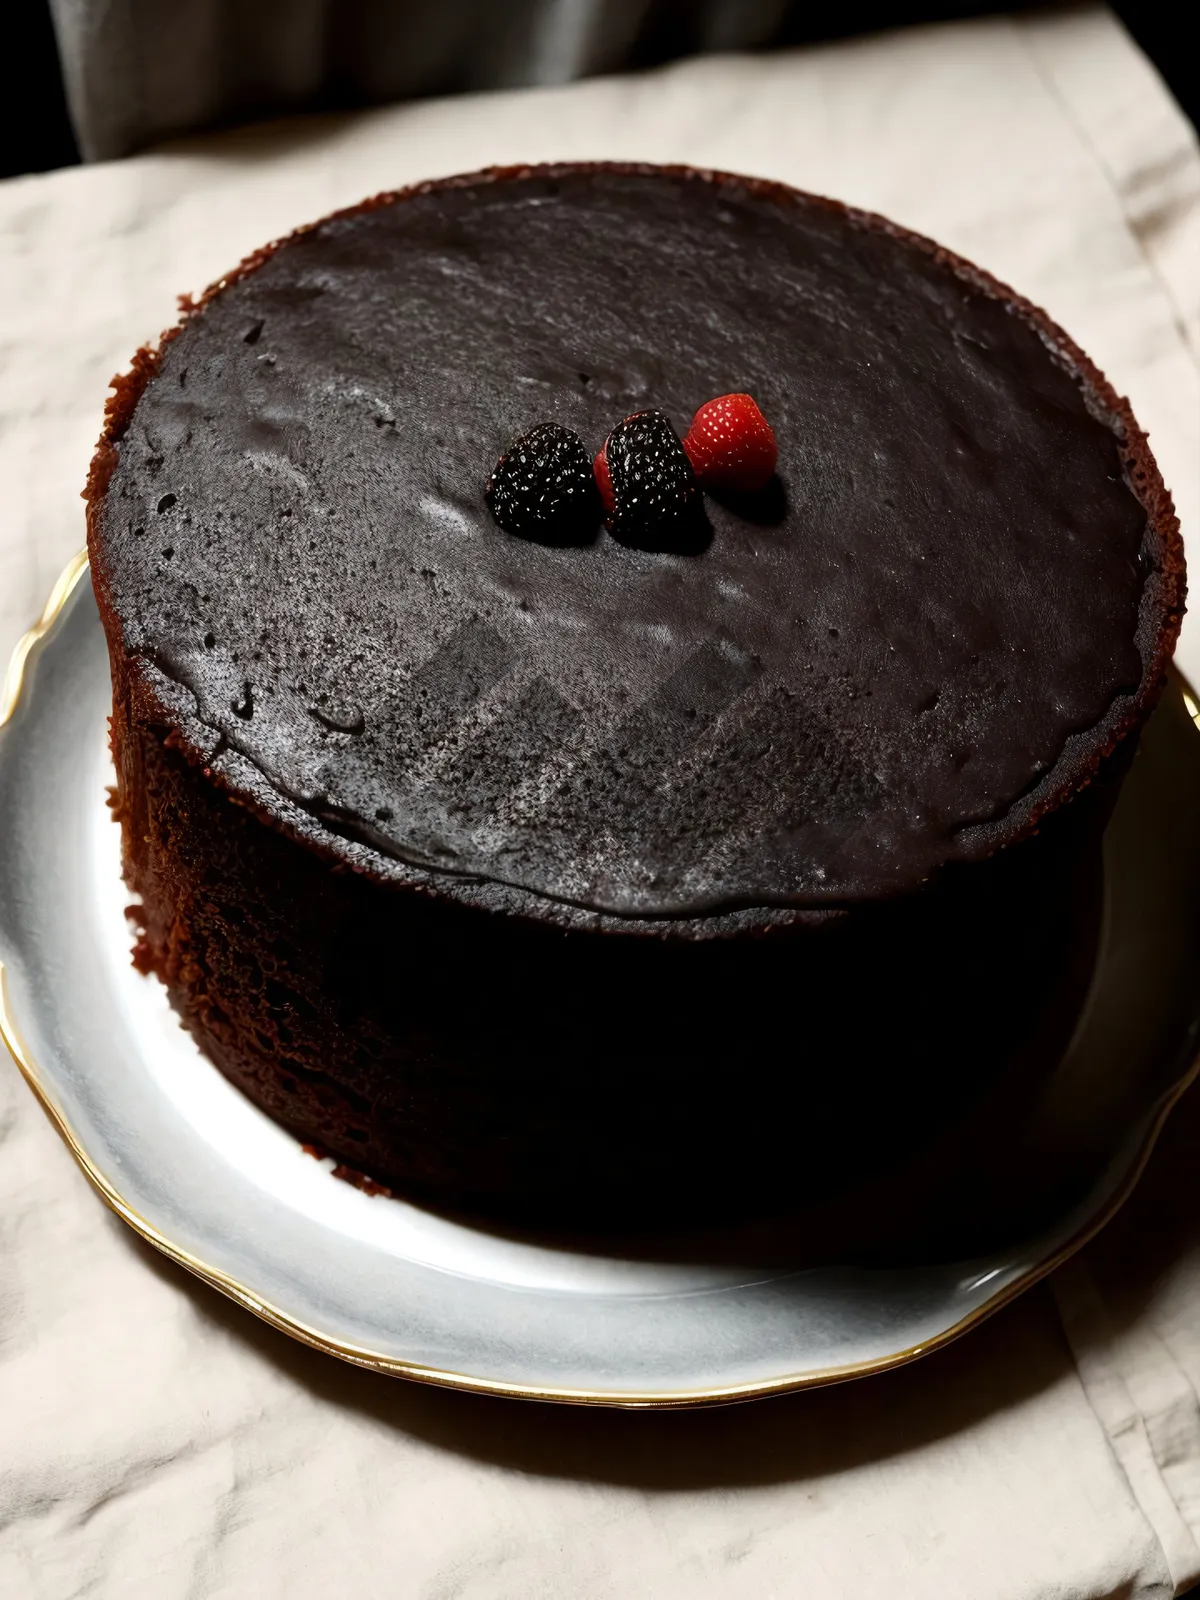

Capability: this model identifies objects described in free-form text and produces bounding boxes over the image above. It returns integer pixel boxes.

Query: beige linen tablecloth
[3,9,1200,1596]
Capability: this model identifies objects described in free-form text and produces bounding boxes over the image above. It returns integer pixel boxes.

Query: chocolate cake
[85,164,1183,1225]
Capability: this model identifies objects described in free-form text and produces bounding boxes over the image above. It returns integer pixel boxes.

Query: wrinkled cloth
[2,9,1200,1597]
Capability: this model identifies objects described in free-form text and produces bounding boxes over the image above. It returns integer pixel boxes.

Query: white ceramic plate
[2,556,1199,1407]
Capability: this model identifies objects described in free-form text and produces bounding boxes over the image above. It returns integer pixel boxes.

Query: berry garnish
[593,442,615,515]
[683,393,777,493]
[599,410,700,546]
[486,423,600,543]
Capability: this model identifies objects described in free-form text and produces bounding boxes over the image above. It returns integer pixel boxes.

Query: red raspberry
[593,442,615,515]
[683,393,777,493]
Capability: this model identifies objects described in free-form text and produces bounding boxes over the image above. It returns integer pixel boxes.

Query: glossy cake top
[88,165,1182,924]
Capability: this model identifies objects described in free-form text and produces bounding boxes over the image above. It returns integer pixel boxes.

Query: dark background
[2,1,1195,180]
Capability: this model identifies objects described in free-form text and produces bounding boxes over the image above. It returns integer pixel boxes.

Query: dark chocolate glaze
[90,165,1182,924]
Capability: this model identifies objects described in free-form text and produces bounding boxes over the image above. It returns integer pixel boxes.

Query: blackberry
[486,423,600,544]
[601,410,702,550]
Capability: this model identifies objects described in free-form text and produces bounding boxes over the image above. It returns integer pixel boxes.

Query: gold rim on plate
[2,551,1198,1408]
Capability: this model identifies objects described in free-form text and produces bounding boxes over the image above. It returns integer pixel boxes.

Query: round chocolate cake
[86,164,1183,1224]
